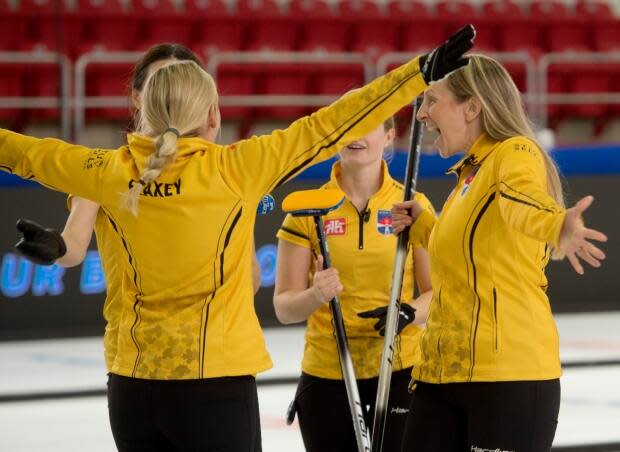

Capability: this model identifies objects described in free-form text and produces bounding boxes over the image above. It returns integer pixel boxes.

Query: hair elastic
[164,127,181,138]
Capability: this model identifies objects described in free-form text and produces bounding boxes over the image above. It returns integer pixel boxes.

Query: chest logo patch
[377,210,393,235]
[324,218,346,236]
[460,166,480,197]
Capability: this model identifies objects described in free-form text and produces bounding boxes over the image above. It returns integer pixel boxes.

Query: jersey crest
[377,210,393,235]
[460,166,480,197]
[324,218,346,236]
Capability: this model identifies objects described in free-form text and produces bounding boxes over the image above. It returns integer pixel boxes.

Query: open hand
[558,196,607,275]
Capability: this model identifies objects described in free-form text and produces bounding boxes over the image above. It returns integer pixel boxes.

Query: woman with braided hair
[13,45,264,399]
[0,26,475,451]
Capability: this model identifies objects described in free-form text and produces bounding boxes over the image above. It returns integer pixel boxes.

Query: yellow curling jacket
[277,161,436,379]
[412,134,567,384]
[0,57,428,380]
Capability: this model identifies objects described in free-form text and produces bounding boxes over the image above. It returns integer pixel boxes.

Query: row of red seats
[1,0,619,57]
[2,57,620,123]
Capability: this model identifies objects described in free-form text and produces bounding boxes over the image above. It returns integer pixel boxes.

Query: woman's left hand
[391,200,424,235]
[558,196,607,275]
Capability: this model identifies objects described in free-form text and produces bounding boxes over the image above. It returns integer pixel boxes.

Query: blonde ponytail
[121,61,219,215]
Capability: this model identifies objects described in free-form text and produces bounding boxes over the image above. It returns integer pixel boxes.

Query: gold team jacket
[277,161,436,379]
[0,56,428,380]
[412,133,567,384]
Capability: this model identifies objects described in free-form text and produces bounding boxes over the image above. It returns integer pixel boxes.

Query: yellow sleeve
[0,129,108,203]
[409,192,437,249]
[276,214,313,249]
[218,57,428,200]
[495,137,566,247]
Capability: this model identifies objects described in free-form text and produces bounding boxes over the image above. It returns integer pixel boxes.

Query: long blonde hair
[446,55,564,209]
[121,60,219,215]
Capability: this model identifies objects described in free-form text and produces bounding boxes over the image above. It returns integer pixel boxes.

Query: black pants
[107,373,261,452]
[401,379,561,452]
[294,368,413,452]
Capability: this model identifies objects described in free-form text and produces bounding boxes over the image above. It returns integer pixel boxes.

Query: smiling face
[417,78,481,158]
[339,122,395,168]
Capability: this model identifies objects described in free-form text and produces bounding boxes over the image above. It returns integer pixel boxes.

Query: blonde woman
[14,45,268,381]
[274,116,435,452]
[392,55,607,452]
[0,26,475,451]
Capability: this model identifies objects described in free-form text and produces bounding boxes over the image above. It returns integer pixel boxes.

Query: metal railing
[1,49,619,140]
[206,51,375,109]
[74,50,143,137]
[377,51,539,122]
[538,51,620,128]
[0,51,71,140]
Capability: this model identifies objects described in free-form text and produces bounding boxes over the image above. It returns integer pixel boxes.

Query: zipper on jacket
[493,287,498,352]
[356,205,369,250]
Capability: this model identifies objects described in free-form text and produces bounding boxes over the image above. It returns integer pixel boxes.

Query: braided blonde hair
[121,60,219,215]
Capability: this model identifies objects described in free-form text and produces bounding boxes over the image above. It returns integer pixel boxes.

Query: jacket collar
[127,133,210,163]
[326,160,394,202]
[446,133,498,176]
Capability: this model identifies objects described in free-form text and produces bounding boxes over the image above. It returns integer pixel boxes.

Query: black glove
[419,24,476,84]
[357,304,416,336]
[15,218,67,265]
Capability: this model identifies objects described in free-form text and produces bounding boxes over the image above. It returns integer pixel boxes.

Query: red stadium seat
[391,1,446,52]
[529,1,591,53]
[19,0,77,55]
[133,0,191,50]
[545,70,565,120]
[216,64,257,119]
[240,0,298,51]
[314,63,365,96]
[435,1,477,30]
[339,1,397,55]
[292,0,347,52]
[576,1,620,51]
[576,0,612,16]
[484,1,542,56]
[0,63,24,122]
[84,62,134,120]
[479,0,524,52]
[566,72,611,118]
[188,0,244,53]
[0,0,25,50]
[23,62,64,120]
[75,0,138,54]
[256,65,311,118]
[502,63,527,93]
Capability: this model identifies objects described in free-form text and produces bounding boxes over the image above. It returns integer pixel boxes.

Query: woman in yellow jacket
[393,55,607,452]
[14,44,226,376]
[274,116,436,452]
[0,26,475,451]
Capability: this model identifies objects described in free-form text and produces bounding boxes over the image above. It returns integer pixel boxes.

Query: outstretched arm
[0,130,108,203]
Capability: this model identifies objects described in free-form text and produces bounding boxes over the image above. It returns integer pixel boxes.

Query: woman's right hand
[391,200,425,235]
[311,255,343,304]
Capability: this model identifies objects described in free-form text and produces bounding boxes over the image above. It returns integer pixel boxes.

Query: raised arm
[220,26,476,200]
[0,129,109,202]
